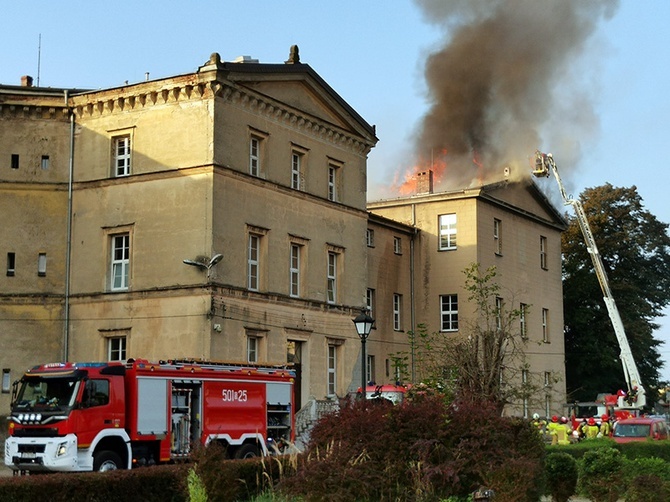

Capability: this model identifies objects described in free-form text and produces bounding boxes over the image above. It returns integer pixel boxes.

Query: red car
[612,417,669,443]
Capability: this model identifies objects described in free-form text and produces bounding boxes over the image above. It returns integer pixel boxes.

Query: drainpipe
[410,203,417,383]
[63,90,75,361]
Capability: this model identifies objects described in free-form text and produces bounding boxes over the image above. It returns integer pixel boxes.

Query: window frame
[289,243,301,298]
[108,336,127,362]
[366,229,375,247]
[113,135,132,177]
[6,252,15,277]
[2,369,10,393]
[327,344,338,396]
[393,236,402,255]
[440,294,459,332]
[520,303,528,339]
[291,151,303,190]
[250,135,261,176]
[326,250,340,304]
[247,336,259,363]
[110,233,130,291]
[393,293,402,331]
[438,213,457,251]
[248,234,260,291]
[542,308,550,342]
[540,235,548,270]
[494,218,502,255]
[366,288,375,320]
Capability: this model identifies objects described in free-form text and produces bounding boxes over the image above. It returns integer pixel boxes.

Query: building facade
[1,51,567,418]
[368,172,568,417]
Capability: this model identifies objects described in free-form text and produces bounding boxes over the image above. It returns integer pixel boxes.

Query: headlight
[57,442,68,457]
[29,414,36,421]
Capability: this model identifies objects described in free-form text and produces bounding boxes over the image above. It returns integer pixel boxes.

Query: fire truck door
[76,378,116,447]
[137,378,169,436]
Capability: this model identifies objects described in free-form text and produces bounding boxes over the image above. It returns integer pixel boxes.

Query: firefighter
[599,414,612,437]
[547,415,559,444]
[531,413,547,434]
[553,416,572,445]
[584,417,600,439]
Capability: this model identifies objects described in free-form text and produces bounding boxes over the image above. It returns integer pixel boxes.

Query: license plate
[21,453,36,459]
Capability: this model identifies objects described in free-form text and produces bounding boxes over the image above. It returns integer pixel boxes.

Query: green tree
[562,184,670,403]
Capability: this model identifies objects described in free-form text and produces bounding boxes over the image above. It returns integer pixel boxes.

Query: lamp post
[183,253,223,279]
[353,312,375,398]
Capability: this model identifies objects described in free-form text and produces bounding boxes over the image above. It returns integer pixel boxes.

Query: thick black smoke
[411,0,619,188]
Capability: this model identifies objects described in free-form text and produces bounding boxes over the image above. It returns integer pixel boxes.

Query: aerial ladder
[533,151,646,410]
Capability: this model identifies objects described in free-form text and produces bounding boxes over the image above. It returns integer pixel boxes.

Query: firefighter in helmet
[531,413,547,434]
[584,417,600,439]
[553,416,572,445]
[599,414,612,437]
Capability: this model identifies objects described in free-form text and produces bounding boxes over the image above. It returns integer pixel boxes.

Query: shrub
[544,452,578,502]
[278,396,545,501]
[578,447,624,502]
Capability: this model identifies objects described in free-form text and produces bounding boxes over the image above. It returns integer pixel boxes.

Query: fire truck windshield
[14,376,81,412]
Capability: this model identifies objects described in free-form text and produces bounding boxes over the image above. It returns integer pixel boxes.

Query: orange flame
[394,149,448,194]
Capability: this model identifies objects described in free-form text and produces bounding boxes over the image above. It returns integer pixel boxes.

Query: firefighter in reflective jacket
[531,413,547,434]
[584,417,600,439]
[547,415,559,443]
[599,414,612,437]
[553,416,572,445]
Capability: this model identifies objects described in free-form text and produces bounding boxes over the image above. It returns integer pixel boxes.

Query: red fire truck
[4,358,295,472]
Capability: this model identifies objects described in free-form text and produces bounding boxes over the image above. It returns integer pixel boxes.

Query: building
[368,170,568,417]
[1,50,567,418]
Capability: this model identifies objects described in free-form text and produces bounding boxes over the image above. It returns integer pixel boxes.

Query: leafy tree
[562,184,670,404]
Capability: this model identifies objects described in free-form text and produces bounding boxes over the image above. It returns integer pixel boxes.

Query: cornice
[0,103,67,120]
[71,77,375,156]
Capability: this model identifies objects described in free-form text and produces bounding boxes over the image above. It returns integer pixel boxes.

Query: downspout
[63,90,75,361]
[410,203,417,383]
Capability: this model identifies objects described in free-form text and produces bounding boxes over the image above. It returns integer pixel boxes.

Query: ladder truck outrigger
[533,151,646,420]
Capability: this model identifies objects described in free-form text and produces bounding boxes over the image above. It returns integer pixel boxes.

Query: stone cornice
[0,103,67,120]
[71,77,375,156]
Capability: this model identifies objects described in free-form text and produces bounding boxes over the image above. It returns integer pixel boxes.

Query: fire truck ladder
[533,151,646,409]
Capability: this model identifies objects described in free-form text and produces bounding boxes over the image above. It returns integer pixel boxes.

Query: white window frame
[545,395,551,418]
[7,252,15,276]
[327,344,337,396]
[494,218,502,255]
[540,236,548,270]
[108,336,127,362]
[38,253,47,277]
[249,136,261,176]
[291,151,303,190]
[393,293,402,331]
[247,336,259,363]
[2,369,10,393]
[367,354,375,385]
[495,297,503,331]
[520,303,527,339]
[328,164,338,201]
[111,233,130,291]
[366,229,375,247]
[439,213,457,250]
[290,243,301,298]
[440,294,459,332]
[366,288,375,319]
[522,369,529,418]
[41,155,50,170]
[113,135,131,177]
[542,308,549,342]
[248,234,260,291]
[327,251,338,304]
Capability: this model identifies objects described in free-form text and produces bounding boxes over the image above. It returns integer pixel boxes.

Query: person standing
[584,417,600,439]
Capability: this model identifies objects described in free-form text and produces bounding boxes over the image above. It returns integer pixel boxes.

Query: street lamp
[353,312,375,398]
[183,253,223,278]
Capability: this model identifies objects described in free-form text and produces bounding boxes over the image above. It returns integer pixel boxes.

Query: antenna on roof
[37,33,41,87]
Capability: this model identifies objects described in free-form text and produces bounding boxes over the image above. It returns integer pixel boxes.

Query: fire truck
[533,151,646,418]
[5,358,295,473]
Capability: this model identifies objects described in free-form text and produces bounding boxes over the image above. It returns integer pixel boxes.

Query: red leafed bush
[279,395,545,501]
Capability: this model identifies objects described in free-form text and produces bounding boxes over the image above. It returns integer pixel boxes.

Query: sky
[2,1,670,379]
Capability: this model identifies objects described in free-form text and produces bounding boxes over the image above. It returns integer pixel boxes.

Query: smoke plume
[402,0,619,190]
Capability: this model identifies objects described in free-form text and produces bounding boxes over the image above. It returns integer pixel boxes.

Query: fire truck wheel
[93,450,123,471]
[234,444,260,459]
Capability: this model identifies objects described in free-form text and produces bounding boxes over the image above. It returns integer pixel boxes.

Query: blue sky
[2,1,670,380]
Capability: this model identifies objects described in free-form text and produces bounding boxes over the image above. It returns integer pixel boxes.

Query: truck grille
[12,428,60,438]
[17,444,46,454]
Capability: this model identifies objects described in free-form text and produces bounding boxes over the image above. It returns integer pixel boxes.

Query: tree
[562,184,670,404]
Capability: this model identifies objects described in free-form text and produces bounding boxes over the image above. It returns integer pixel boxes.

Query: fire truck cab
[5,358,295,473]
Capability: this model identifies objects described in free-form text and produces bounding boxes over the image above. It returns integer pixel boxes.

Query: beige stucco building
[1,50,567,418]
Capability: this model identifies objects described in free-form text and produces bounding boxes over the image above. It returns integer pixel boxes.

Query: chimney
[21,75,33,87]
[416,170,434,194]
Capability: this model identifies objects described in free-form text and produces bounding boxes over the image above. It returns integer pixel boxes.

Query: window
[289,243,301,297]
[250,136,261,176]
[522,369,529,418]
[108,336,127,361]
[495,297,503,331]
[494,218,502,255]
[2,369,10,393]
[440,294,459,331]
[248,234,260,291]
[327,251,338,304]
[38,253,47,277]
[367,355,375,385]
[540,236,548,270]
[542,308,549,342]
[439,213,457,250]
[84,379,109,407]
[393,293,402,331]
[291,151,303,190]
[366,228,375,247]
[545,395,551,419]
[7,252,15,277]
[394,237,402,255]
[366,288,375,319]
[41,155,50,170]
[328,164,338,201]
[327,344,338,396]
[11,154,19,169]
[110,233,130,291]
[247,336,259,363]
[520,303,528,338]
[544,371,551,387]
[113,135,131,177]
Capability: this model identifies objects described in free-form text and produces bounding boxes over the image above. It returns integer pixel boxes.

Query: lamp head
[353,312,375,339]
